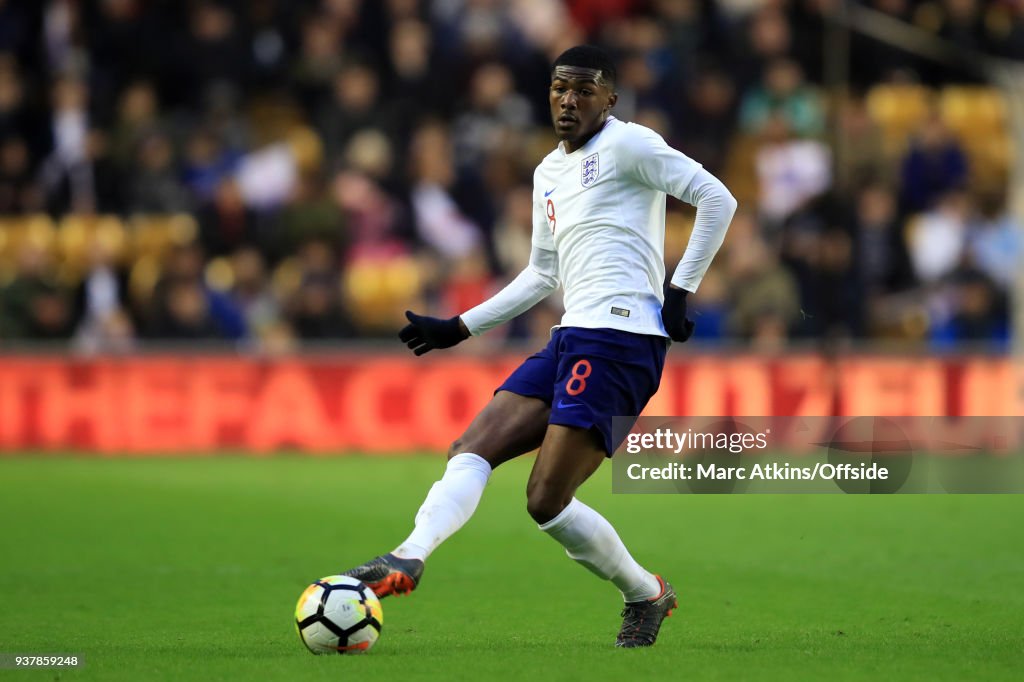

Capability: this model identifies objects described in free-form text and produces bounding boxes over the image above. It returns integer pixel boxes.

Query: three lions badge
[581,152,599,188]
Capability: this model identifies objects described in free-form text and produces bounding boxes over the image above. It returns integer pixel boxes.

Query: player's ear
[605,92,618,111]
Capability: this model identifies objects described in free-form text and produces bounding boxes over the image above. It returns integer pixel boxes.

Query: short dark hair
[551,45,617,87]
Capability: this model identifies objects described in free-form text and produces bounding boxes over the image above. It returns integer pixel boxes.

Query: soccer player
[343,45,737,647]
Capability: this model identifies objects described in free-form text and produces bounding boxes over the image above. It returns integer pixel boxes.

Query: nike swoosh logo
[544,187,556,197]
[556,400,583,408]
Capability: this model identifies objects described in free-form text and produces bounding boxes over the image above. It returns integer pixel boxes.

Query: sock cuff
[537,497,580,532]
[447,452,493,478]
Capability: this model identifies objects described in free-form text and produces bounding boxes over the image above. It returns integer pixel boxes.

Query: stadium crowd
[0,0,1021,351]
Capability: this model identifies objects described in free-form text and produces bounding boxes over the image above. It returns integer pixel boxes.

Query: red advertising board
[0,355,1019,454]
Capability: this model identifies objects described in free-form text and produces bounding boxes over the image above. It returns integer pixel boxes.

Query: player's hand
[399,310,470,355]
[661,285,695,343]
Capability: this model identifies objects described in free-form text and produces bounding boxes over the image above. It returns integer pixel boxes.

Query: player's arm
[459,244,559,335]
[661,168,737,341]
[400,200,559,356]
[623,127,738,341]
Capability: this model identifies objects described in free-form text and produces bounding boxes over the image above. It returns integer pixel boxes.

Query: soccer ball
[295,575,383,654]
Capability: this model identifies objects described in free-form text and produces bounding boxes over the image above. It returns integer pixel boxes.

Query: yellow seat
[866,84,934,156]
[128,213,199,261]
[56,214,127,285]
[939,86,1007,139]
[343,256,424,331]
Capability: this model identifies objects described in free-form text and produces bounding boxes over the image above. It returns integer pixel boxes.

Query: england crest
[581,152,600,188]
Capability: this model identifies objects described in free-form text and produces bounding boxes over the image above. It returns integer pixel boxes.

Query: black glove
[399,310,470,356]
[661,286,695,343]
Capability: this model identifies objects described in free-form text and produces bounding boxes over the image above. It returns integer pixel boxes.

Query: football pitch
[0,456,1021,681]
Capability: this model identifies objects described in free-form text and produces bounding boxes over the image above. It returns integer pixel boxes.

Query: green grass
[0,455,1021,681]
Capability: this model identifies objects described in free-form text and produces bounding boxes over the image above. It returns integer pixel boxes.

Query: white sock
[539,497,662,602]
[393,453,492,562]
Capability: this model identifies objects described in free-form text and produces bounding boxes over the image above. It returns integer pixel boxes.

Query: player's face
[549,68,617,152]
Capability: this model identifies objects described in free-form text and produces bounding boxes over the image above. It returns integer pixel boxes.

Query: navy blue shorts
[497,327,668,456]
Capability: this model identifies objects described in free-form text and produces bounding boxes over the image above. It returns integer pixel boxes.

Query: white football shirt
[461,116,732,338]
[533,116,700,336]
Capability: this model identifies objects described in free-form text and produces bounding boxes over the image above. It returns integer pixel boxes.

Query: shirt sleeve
[619,124,704,199]
[460,194,560,335]
[669,167,738,292]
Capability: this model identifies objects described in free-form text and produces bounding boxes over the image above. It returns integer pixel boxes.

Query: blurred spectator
[288,273,357,340]
[0,56,34,150]
[409,122,483,260]
[39,77,95,214]
[0,136,42,213]
[442,250,493,318]
[452,62,532,170]
[71,239,129,335]
[316,61,386,164]
[677,70,736,177]
[85,0,163,118]
[291,15,345,108]
[613,49,666,125]
[74,306,135,354]
[0,243,74,340]
[384,18,447,128]
[173,2,249,107]
[273,169,343,255]
[755,116,832,227]
[967,192,1022,291]
[931,267,1009,346]
[740,59,824,138]
[491,184,533,275]
[834,94,890,193]
[198,178,257,256]
[332,169,404,260]
[724,212,801,345]
[899,114,968,213]
[229,246,281,337]
[235,141,297,212]
[126,132,191,213]
[809,227,859,340]
[907,190,970,284]
[150,279,225,339]
[108,81,164,172]
[146,242,244,340]
[243,0,295,90]
[733,7,792,90]
[181,128,239,205]
[850,183,915,302]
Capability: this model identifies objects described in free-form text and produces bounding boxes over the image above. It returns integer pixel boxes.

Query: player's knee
[447,437,467,461]
[526,479,570,524]
[448,433,502,464]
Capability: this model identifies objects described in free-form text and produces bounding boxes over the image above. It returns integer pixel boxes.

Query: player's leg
[529,328,676,646]
[528,424,677,648]
[527,423,664,600]
[342,343,558,597]
[390,390,550,561]
[341,392,549,597]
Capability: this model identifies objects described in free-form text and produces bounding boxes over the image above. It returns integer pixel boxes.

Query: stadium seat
[0,214,57,281]
[866,84,934,156]
[936,87,1013,193]
[128,214,199,261]
[343,256,424,331]
[939,86,1007,139]
[56,214,127,285]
